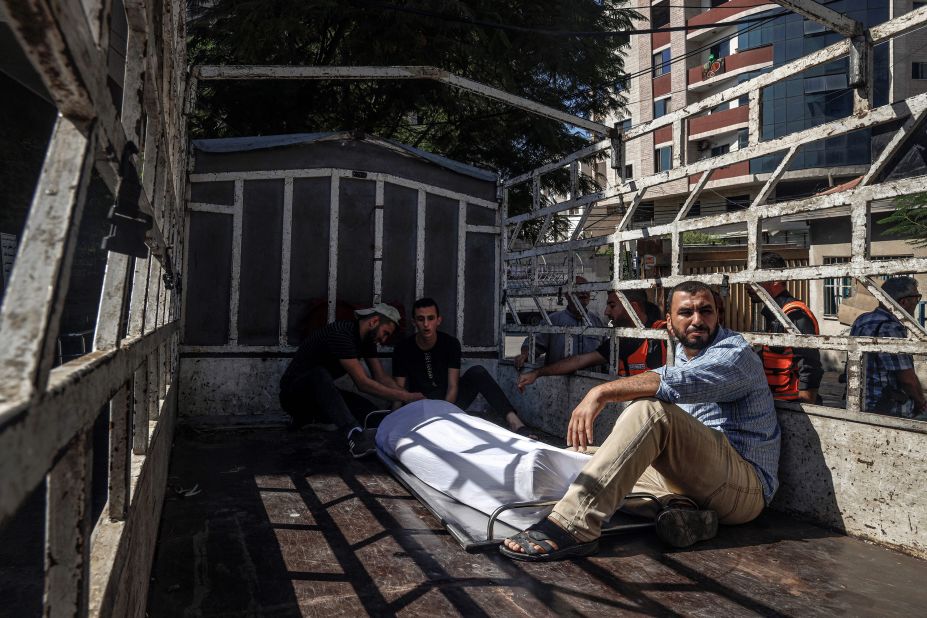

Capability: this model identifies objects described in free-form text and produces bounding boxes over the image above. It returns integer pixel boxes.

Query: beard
[671,322,717,351]
[364,326,384,346]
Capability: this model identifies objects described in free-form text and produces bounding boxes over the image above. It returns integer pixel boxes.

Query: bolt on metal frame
[501,5,927,427]
[0,0,189,614]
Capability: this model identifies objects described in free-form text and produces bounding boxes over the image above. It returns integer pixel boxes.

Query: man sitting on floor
[501,280,779,561]
[279,303,424,458]
[393,297,536,438]
[516,290,666,392]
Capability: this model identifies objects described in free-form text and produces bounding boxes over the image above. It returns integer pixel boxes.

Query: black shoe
[655,507,718,548]
[347,427,378,459]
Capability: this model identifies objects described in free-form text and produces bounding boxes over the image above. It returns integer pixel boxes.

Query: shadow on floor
[147,424,926,617]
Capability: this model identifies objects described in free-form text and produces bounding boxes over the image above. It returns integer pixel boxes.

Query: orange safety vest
[761,300,819,400]
[618,320,667,377]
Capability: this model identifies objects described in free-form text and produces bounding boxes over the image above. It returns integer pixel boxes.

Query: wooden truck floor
[147,425,927,617]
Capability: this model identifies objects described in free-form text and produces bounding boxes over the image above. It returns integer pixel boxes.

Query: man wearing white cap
[280,303,425,457]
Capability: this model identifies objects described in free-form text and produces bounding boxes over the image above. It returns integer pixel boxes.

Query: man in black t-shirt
[393,298,537,438]
[280,303,424,457]
[517,290,666,391]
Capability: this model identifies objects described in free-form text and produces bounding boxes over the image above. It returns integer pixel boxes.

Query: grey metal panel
[464,232,496,346]
[239,180,283,345]
[184,211,232,345]
[192,139,497,201]
[382,183,418,336]
[467,203,496,226]
[337,178,376,309]
[192,132,497,182]
[189,181,234,205]
[423,194,459,338]
[288,178,331,344]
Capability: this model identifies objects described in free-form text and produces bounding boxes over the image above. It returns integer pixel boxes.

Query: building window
[653,97,670,118]
[652,4,670,29]
[804,73,848,93]
[737,128,749,149]
[711,143,730,157]
[624,164,634,179]
[803,19,827,35]
[654,146,672,172]
[653,49,671,77]
[914,62,927,80]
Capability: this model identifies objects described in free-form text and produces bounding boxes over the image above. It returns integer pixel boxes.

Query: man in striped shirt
[849,277,926,419]
[501,280,779,561]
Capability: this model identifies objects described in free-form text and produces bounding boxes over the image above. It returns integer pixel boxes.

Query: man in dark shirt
[750,252,823,404]
[280,303,424,457]
[517,290,666,391]
[393,298,536,437]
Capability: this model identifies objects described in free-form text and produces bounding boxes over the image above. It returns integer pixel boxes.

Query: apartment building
[598,0,927,335]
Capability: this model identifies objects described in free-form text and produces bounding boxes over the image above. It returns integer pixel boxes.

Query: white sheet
[375,400,591,528]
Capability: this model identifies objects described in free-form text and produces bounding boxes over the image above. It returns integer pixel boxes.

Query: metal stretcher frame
[377,447,658,552]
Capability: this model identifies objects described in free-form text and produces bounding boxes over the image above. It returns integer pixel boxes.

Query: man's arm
[366,357,403,389]
[392,376,408,410]
[517,350,607,392]
[446,368,460,404]
[896,368,927,413]
[567,372,661,450]
[341,358,423,403]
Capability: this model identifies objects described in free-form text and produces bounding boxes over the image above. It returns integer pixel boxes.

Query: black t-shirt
[392,332,462,399]
[281,320,376,388]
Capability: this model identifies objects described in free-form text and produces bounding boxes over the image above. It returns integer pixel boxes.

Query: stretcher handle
[487,500,559,541]
[486,492,664,541]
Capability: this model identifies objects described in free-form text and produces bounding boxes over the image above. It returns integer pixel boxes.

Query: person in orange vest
[750,252,823,404]
[516,290,666,392]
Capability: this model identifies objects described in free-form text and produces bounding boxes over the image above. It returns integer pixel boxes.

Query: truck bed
[147,425,927,617]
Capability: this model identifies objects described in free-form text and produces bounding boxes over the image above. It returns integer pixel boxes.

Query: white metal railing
[0,0,189,615]
[500,5,927,426]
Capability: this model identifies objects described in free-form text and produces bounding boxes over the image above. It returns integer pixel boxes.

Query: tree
[187,0,639,230]
[880,192,927,247]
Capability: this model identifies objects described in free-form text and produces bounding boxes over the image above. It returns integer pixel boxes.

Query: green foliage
[879,192,927,248]
[187,0,638,218]
[682,231,723,246]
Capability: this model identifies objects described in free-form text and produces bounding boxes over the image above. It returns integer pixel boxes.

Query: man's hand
[403,392,426,403]
[797,389,818,404]
[517,370,539,393]
[514,351,529,370]
[567,386,606,451]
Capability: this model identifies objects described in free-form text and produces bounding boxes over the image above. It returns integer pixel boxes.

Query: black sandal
[499,518,599,562]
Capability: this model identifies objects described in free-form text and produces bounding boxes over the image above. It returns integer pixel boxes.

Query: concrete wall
[495,363,927,558]
[178,356,497,421]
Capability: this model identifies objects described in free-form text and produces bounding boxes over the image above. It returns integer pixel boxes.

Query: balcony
[687,0,777,40]
[689,160,750,184]
[688,105,749,140]
[688,45,773,91]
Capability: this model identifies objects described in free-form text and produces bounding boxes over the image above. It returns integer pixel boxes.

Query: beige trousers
[549,398,766,542]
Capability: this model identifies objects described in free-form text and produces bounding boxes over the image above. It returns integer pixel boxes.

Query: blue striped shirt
[849,307,914,417]
[653,327,780,503]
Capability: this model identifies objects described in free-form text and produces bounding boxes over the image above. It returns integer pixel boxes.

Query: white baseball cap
[354,303,401,324]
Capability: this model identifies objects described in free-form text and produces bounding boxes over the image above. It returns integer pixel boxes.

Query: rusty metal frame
[500,7,927,421]
[0,0,188,614]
